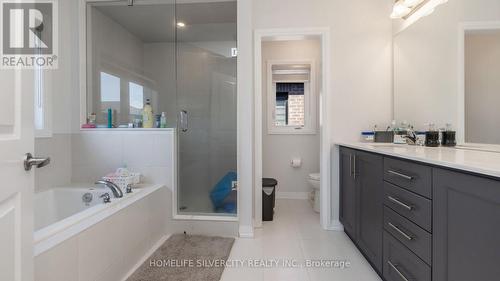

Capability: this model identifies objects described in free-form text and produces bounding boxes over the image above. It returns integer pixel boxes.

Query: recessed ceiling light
[177,22,186,28]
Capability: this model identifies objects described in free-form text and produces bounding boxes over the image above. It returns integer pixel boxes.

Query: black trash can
[262,178,278,221]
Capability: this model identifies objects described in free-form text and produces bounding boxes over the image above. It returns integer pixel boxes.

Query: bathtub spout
[95,180,124,198]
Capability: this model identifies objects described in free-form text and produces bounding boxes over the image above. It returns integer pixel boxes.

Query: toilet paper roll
[291,158,302,168]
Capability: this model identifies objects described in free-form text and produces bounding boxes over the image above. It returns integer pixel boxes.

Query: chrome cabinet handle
[353,155,357,180]
[388,196,413,211]
[24,153,51,171]
[387,260,411,281]
[179,110,188,132]
[349,154,353,177]
[388,170,414,181]
[388,222,414,241]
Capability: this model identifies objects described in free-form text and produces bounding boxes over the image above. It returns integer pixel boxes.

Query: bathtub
[34,184,163,256]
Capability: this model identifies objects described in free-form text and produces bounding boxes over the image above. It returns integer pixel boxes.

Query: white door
[0,67,35,281]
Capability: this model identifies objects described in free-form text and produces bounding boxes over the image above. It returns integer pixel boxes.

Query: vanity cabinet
[339,145,500,281]
[433,168,500,281]
[339,147,383,272]
[339,147,357,238]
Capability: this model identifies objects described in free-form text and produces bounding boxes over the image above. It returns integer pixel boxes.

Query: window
[267,61,317,134]
[129,82,144,117]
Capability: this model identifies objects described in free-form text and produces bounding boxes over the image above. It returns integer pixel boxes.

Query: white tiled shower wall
[35,130,175,192]
[71,130,175,189]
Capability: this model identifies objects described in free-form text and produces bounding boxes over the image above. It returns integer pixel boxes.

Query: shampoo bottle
[142,99,154,128]
[160,112,167,128]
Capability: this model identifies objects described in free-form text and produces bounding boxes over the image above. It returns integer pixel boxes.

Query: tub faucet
[95,180,123,198]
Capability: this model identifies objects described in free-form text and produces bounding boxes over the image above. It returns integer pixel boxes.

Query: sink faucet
[95,180,124,198]
[405,127,417,145]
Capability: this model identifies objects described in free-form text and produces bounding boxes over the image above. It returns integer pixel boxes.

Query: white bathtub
[34,184,162,256]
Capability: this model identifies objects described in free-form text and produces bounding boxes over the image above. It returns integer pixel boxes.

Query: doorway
[254,28,336,230]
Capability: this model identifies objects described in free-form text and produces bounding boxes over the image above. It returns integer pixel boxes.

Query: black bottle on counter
[425,131,440,147]
[441,131,457,147]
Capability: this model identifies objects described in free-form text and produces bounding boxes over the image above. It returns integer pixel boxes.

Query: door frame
[254,27,337,230]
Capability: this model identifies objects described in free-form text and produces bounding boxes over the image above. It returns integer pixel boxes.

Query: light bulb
[390,1,411,19]
[177,22,186,28]
[403,0,424,7]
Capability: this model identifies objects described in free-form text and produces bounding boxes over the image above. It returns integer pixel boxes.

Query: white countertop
[336,142,500,178]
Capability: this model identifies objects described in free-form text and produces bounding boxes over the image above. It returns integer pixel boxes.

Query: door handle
[24,153,50,171]
[179,110,188,132]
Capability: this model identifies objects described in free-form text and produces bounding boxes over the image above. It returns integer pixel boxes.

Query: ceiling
[93,1,237,43]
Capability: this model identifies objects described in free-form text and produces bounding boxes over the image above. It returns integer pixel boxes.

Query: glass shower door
[176,0,237,216]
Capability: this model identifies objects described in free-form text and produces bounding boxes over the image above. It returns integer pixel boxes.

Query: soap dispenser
[441,123,457,147]
[142,99,154,128]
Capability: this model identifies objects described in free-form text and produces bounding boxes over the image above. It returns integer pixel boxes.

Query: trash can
[262,178,278,221]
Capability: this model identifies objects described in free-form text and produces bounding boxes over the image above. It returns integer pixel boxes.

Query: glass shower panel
[176,0,237,216]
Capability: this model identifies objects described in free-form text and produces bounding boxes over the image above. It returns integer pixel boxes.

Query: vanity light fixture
[177,22,186,28]
[390,0,448,20]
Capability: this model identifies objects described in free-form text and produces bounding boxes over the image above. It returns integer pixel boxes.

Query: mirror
[393,0,500,145]
[85,1,176,128]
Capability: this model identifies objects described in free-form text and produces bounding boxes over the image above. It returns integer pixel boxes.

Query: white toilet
[308,173,320,213]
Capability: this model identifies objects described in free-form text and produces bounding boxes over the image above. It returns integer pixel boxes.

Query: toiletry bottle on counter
[107,108,113,128]
[142,99,154,128]
[160,112,167,128]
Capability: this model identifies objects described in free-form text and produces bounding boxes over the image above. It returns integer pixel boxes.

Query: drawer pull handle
[388,196,414,211]
[388,222,414,241]
[388,260,411,281]
[388,170,414,181]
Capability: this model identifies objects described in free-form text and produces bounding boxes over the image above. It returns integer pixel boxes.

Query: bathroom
[2,0,500,281]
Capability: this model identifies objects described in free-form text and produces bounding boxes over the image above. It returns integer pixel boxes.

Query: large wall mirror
[393,0,500,145]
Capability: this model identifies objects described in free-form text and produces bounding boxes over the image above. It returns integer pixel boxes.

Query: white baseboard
[239,225,254,238]
[121,234,171,281]
[276,191,310,200]
[325,220,344,231]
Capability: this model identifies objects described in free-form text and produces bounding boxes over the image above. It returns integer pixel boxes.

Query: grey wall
[465,31,500,144]
[262,40,321,196]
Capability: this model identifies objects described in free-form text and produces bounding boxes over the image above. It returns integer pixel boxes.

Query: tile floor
[220,199,382,281]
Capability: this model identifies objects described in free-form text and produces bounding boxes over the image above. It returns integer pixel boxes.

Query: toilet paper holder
[291,158,302,168]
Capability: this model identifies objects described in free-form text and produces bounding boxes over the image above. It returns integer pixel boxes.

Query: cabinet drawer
[384,182,432,232]
[384,158,432,199]
[383,231,431,281]
[384,207,431,265]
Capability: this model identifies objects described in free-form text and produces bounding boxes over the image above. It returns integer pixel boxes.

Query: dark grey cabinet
[433,168,500,281]
[339,147,383,272]
[355,151,383,272]
[340,145,500,281]
[339,147,357,238]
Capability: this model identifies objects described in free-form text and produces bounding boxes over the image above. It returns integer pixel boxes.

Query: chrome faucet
[95,180,124,198]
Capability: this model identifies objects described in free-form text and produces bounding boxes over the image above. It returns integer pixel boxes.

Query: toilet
[308,173,320,213]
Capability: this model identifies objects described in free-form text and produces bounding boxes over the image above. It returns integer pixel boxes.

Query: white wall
[261,40,321,197]
[253,0,394,228]
[465,31,500,144]
[393,0,500,131]
[143,43,177,125]
[35,0,79,192]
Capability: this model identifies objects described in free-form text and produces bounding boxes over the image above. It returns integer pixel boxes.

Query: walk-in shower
[85,0,237,217]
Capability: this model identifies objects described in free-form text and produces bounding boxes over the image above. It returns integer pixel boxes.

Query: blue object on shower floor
[210,171,237,213]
